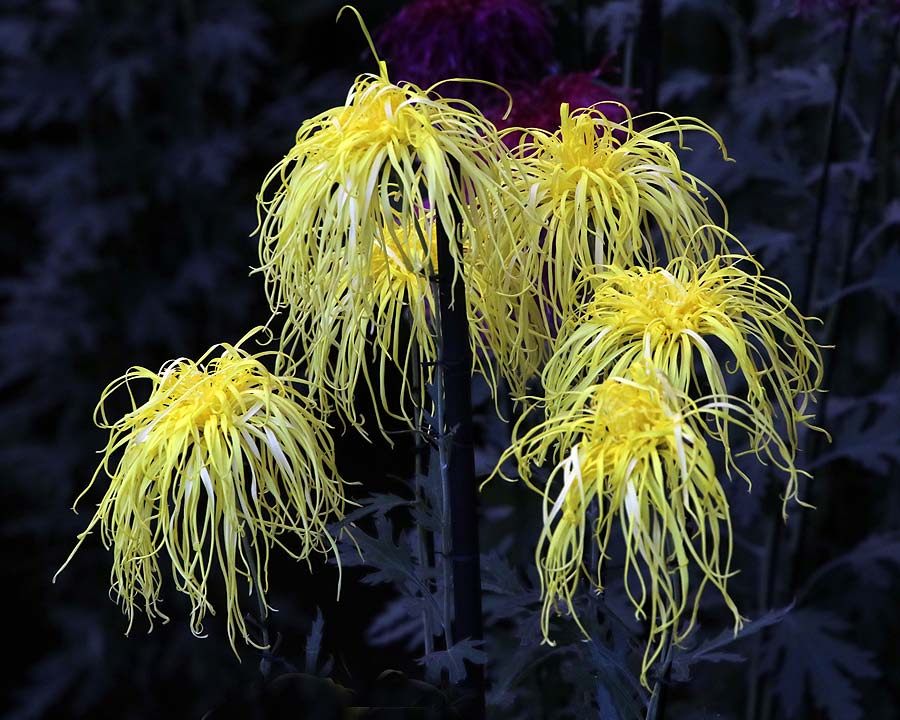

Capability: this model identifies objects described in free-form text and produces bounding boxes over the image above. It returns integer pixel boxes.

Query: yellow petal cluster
[543,250,825,467]
[502,103,730,328]
[56,332,348,652]
[495,360,799,685]
[255,69,543,429]
[289,211,546,430]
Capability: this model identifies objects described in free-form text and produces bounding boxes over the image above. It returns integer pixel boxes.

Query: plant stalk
[410,333,435,657]
[750,12,858,719]
[646,550,679,720]
[802,8,858,315]
[436,180,485,717]
[788,16,900,590]
[636,0,663,110]
[241,532,271,680]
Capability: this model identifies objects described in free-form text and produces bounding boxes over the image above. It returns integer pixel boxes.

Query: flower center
[591,269,707,340]
[589,365,675,442]
[338,85,418,148]
[545,112,620,192]
[159,365,261,429]
[370,219,437,287]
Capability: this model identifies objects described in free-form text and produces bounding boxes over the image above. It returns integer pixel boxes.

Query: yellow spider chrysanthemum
[299,212,546,429]
[55,331,348,652]
[543,250,825,460]
[255,37,543,428]
[493,360,799,686]
[502,103,730,326]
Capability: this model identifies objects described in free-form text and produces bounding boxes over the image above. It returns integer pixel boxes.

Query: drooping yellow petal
[255,72,546,429]
[492,359,801,686]
[501,102,731,329]
[294,210,548,431]
[543,248,825,464]
[55,330,348,653]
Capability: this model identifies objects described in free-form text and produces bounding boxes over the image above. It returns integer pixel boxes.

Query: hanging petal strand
[56,330,348,652]
[543,248,826,464]
[255,72,544,430]
[493,360,802,686]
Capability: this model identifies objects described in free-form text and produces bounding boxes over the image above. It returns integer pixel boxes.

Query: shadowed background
[2,1,898,718]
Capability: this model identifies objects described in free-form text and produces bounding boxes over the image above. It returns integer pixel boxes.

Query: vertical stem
[750,12,858,719]
[240,532,271,680]
[577,0,588,68]
[645,548,678,720]
[410,336,435,657]
[429,338,456,649]
[623,31,637,95]
[788,17,900,589]
[802,8,858,315]
[435,177,485,716]
[636,0,663,110]
[645,639,672,720]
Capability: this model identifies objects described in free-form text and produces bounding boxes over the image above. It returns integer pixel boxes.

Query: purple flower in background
[491,70,631,143]
[377,0,553,103]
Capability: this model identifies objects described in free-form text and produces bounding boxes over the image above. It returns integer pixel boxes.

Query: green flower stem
[435,181,485,716]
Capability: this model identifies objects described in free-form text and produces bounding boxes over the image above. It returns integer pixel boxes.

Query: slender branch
[749,12,859,719]
[801,8,859,316]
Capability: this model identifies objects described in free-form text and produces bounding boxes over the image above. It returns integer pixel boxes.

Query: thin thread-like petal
[56,330,348,653]
[502,103,731,331]
[255,72,545,430]
[543,246,826,468]
[492,360,802,686]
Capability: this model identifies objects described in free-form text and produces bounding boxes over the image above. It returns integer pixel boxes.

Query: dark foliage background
[2,1,898,718]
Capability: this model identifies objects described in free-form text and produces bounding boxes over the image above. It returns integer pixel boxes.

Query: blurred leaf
[585,1,639,51]
[762,609,878,720]
[660,69,711,105]
[813,401,900,475]
[418,639,486,684]
[671,604,794,682]
[817,246,900,312]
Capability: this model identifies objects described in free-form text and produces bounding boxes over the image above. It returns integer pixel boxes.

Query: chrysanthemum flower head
[494,359,800,685]
[377,0,553,105]
[255,27,543,430]
[55,331,348,652]
[543,247,825,462]
[502,103,731,328]
[298,209,546,431]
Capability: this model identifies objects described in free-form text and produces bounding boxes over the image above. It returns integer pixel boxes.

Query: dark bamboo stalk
[750,13,859,720]
[436,181,485,717]
[802,8,858,315]
[636,0,663,110]
[410,334,435,657]
[789,16,900,589]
